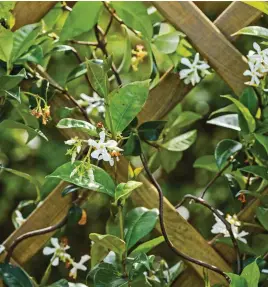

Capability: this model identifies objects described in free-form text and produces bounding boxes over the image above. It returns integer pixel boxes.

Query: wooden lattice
[0,2,263,286]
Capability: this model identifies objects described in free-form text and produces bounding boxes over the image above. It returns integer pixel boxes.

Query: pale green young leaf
[153,32,180,54]
[90,242,109,268]
[106,80,150,134]
[171,111,202,129]
[60,2,102,41]
[114,181,143,204]
[0,26,13,63]
[244,1,268,15]
[56,118,97,136]
[226,273,248,287]
[256,207,268,230]
[124,207,159,250]
[233,26,268,39]
[241,260,260,287]
[162,130,197,152]
[89,233,126,256]
[47,161,115,197]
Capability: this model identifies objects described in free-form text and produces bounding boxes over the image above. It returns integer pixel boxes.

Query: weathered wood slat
[0,1,261,287]
[153,1,248,96]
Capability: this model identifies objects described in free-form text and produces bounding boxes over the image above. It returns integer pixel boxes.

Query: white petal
[102,149,112,162]
[51,237,60,249]
[51,256,60,266]
[193,53,200,64]
[91,149,102,159]
[181,57,192,68]
[99,131,106,143]
[253,42,261,53]
[179,69,193,79]
[43,247,56,255]
[105,140,118,148]
[243,70,252,77]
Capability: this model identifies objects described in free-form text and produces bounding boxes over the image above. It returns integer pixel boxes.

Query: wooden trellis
[0,2,264,286]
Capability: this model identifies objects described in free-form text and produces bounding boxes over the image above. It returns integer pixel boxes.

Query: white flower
[65,138,82,164]
[243,61,263,86]
[0,245,5,254]
[88,131,123,166]
[65,139,77,145]
[43,237,71,266]
[248,42,268,66]
[179,53,210,86]
[69,254,90,279]
[14,210,26,227]
[78,92,105,115]
[211,212,249,244]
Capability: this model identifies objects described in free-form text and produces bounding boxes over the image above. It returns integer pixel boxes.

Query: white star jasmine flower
[243,61,263,86]
[179,53,210,86]
[248,42,268,65]
[43,237,71,266]
[69,254,90,279]
[88,131,123,166]
[0,245,5,254]
[78,92,105,115]
[65,137,82,164]
[211,212,249,244]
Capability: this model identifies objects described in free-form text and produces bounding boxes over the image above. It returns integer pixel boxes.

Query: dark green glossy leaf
[47,161,115,197]
[60,2,102,41]
[0,69,26,91]
[0,263,34,287]
[138,121,166,141]
[62,185,80,197]
[240,165,268,180]
[123,133,141,156]
[240,87,258,117]
[47,279,69,287]
[215,139,242,169]
[68,205,82,226]
[124,207,159,250]
[16,45,43,64]
[256,207,268,230]
[106,80,150,134]
[225,174,241,197]
[254,134,268,155]
[193,155,218,172]
[67,62,87,82]
[129,253,151,280]
[5,87,21,103]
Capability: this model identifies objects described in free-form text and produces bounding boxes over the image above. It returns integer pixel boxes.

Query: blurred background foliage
[1,1,268,282]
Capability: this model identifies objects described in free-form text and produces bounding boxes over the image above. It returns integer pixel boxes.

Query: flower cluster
[211,212,249,244]
[179,53,210,86]
[43,237,90,279]
[131,44,148,72]
[31,105,51,125]
[244,42,268,86]
[77,92,105,116]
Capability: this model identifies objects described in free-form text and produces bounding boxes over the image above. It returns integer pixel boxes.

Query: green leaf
[138,121,166,141]
[5,87,21,103]
[193,155,218,172]
[129,253,151,280]
[226,273,247,287]
[129,236,164,258]
[0,263,34,287]
[11,23,41,62]
[0,165,40,199]
[124,207,159,250]
[47,161,115,197]
[114,181,143,204]
[0,2,16,29]
[215,139,242,169]
[0,26,13,63]
[94,263,127,287]
[240,165,268,180]
[112,2,153,39]
[216,237,255,256]
[60,2,102,41]
[16,45,43,64]
[225,174,241,197]
[86,60,109,98]
[241,260,260,287]
[68,205,83,226]
[162,130,197,152]
[89,233,126,256]
[67,62,87,82]
[123,133,141,156]
[207,114,241,131]
[0,69,26,91]
[106,80,150,134]
[153,32,180,54]
[245,2,268,15]
[171,111,202,129]
[254,134,268,155]
[0,119,48,142]
[240,87,258,117]
[56,118,97,136]
[209,104,237,118]
[233,25,268,39]
[159,149,182,173]
[221,95,256,133]
[47,279,69,287]
[90,242,109,268]
[167,261,184,286]
[256,207,268,230]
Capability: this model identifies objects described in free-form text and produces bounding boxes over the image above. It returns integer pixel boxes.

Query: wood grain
[153,1,248,96]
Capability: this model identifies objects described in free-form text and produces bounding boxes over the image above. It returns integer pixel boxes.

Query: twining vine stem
[5,215,68,264]
[140,151,231,283]
[176,195,242,275]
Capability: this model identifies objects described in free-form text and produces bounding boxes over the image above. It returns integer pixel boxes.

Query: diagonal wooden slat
[0,1,262,286]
